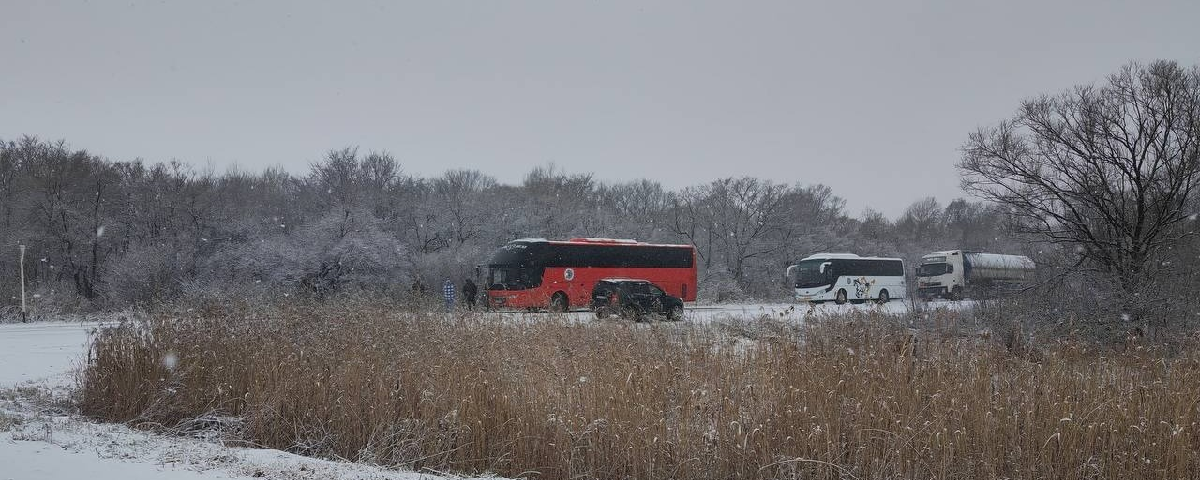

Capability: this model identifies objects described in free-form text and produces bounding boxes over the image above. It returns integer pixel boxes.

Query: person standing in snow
[461,278,477,310]
[442,279,456,312]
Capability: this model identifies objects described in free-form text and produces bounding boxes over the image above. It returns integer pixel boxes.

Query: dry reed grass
[80,298,1200,479]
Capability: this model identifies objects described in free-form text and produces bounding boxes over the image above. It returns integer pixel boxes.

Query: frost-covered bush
[698,270,746,303]
[101,242,196,305]
[202,209,410,294]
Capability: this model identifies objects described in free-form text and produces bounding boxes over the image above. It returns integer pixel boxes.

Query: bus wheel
[549,292,568,313]
[835,289,848,305]
[877,290,890,304]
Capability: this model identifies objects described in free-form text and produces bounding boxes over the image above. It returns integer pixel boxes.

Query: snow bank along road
[0,300,968,480]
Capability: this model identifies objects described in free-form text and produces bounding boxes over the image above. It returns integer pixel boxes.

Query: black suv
[591,279,684,321]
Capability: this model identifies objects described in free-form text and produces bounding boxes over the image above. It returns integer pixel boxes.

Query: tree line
[2,60,1197,336]
[0,138,1020,308]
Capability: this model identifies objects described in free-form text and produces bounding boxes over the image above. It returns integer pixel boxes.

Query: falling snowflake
[96,225,106,237]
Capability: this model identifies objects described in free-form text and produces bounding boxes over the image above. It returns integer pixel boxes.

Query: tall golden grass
[81,299,1200,479]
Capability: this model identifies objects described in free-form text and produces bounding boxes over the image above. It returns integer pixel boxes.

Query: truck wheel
[950,286,963,301]
[549,292,568,313]
[835,289,848,305]
[877,289,890,304]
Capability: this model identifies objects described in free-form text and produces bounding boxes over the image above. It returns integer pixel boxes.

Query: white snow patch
[0,407,461,480]
[0,321,97,389]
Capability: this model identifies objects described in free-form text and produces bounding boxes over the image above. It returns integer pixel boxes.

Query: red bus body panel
[484,240,697,309]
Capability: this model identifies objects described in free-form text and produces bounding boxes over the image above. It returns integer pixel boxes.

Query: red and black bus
[482,238,697,311]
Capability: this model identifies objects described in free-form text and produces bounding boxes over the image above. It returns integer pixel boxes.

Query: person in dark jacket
[461,278,478,309]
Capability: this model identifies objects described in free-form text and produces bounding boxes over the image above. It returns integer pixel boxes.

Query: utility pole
[19,244,26,323]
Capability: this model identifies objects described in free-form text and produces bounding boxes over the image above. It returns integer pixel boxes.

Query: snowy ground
[0,300,971,480]
[0,321,470,480]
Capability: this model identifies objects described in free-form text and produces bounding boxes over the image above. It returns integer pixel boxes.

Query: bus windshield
[793,259,833,288]
[485,242,547,290]
[486,266,542,290]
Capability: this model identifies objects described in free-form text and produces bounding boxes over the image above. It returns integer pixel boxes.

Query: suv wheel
[667,305,684,321]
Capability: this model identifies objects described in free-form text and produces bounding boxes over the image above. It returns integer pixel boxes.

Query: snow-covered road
[499,298,968,324]
[0,321,98,389]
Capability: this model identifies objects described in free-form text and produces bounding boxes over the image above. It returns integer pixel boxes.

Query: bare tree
[672,177,794,283]
[960,60,1200,313]
[431,169,497,246]
[856,208,891,242]
[895,197,944,244]
[521,163,599,237]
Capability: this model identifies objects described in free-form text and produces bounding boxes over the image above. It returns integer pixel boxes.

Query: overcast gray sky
[3,1,1198,218]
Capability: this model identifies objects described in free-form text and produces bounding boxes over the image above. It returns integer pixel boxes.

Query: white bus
[786,253,906,304]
